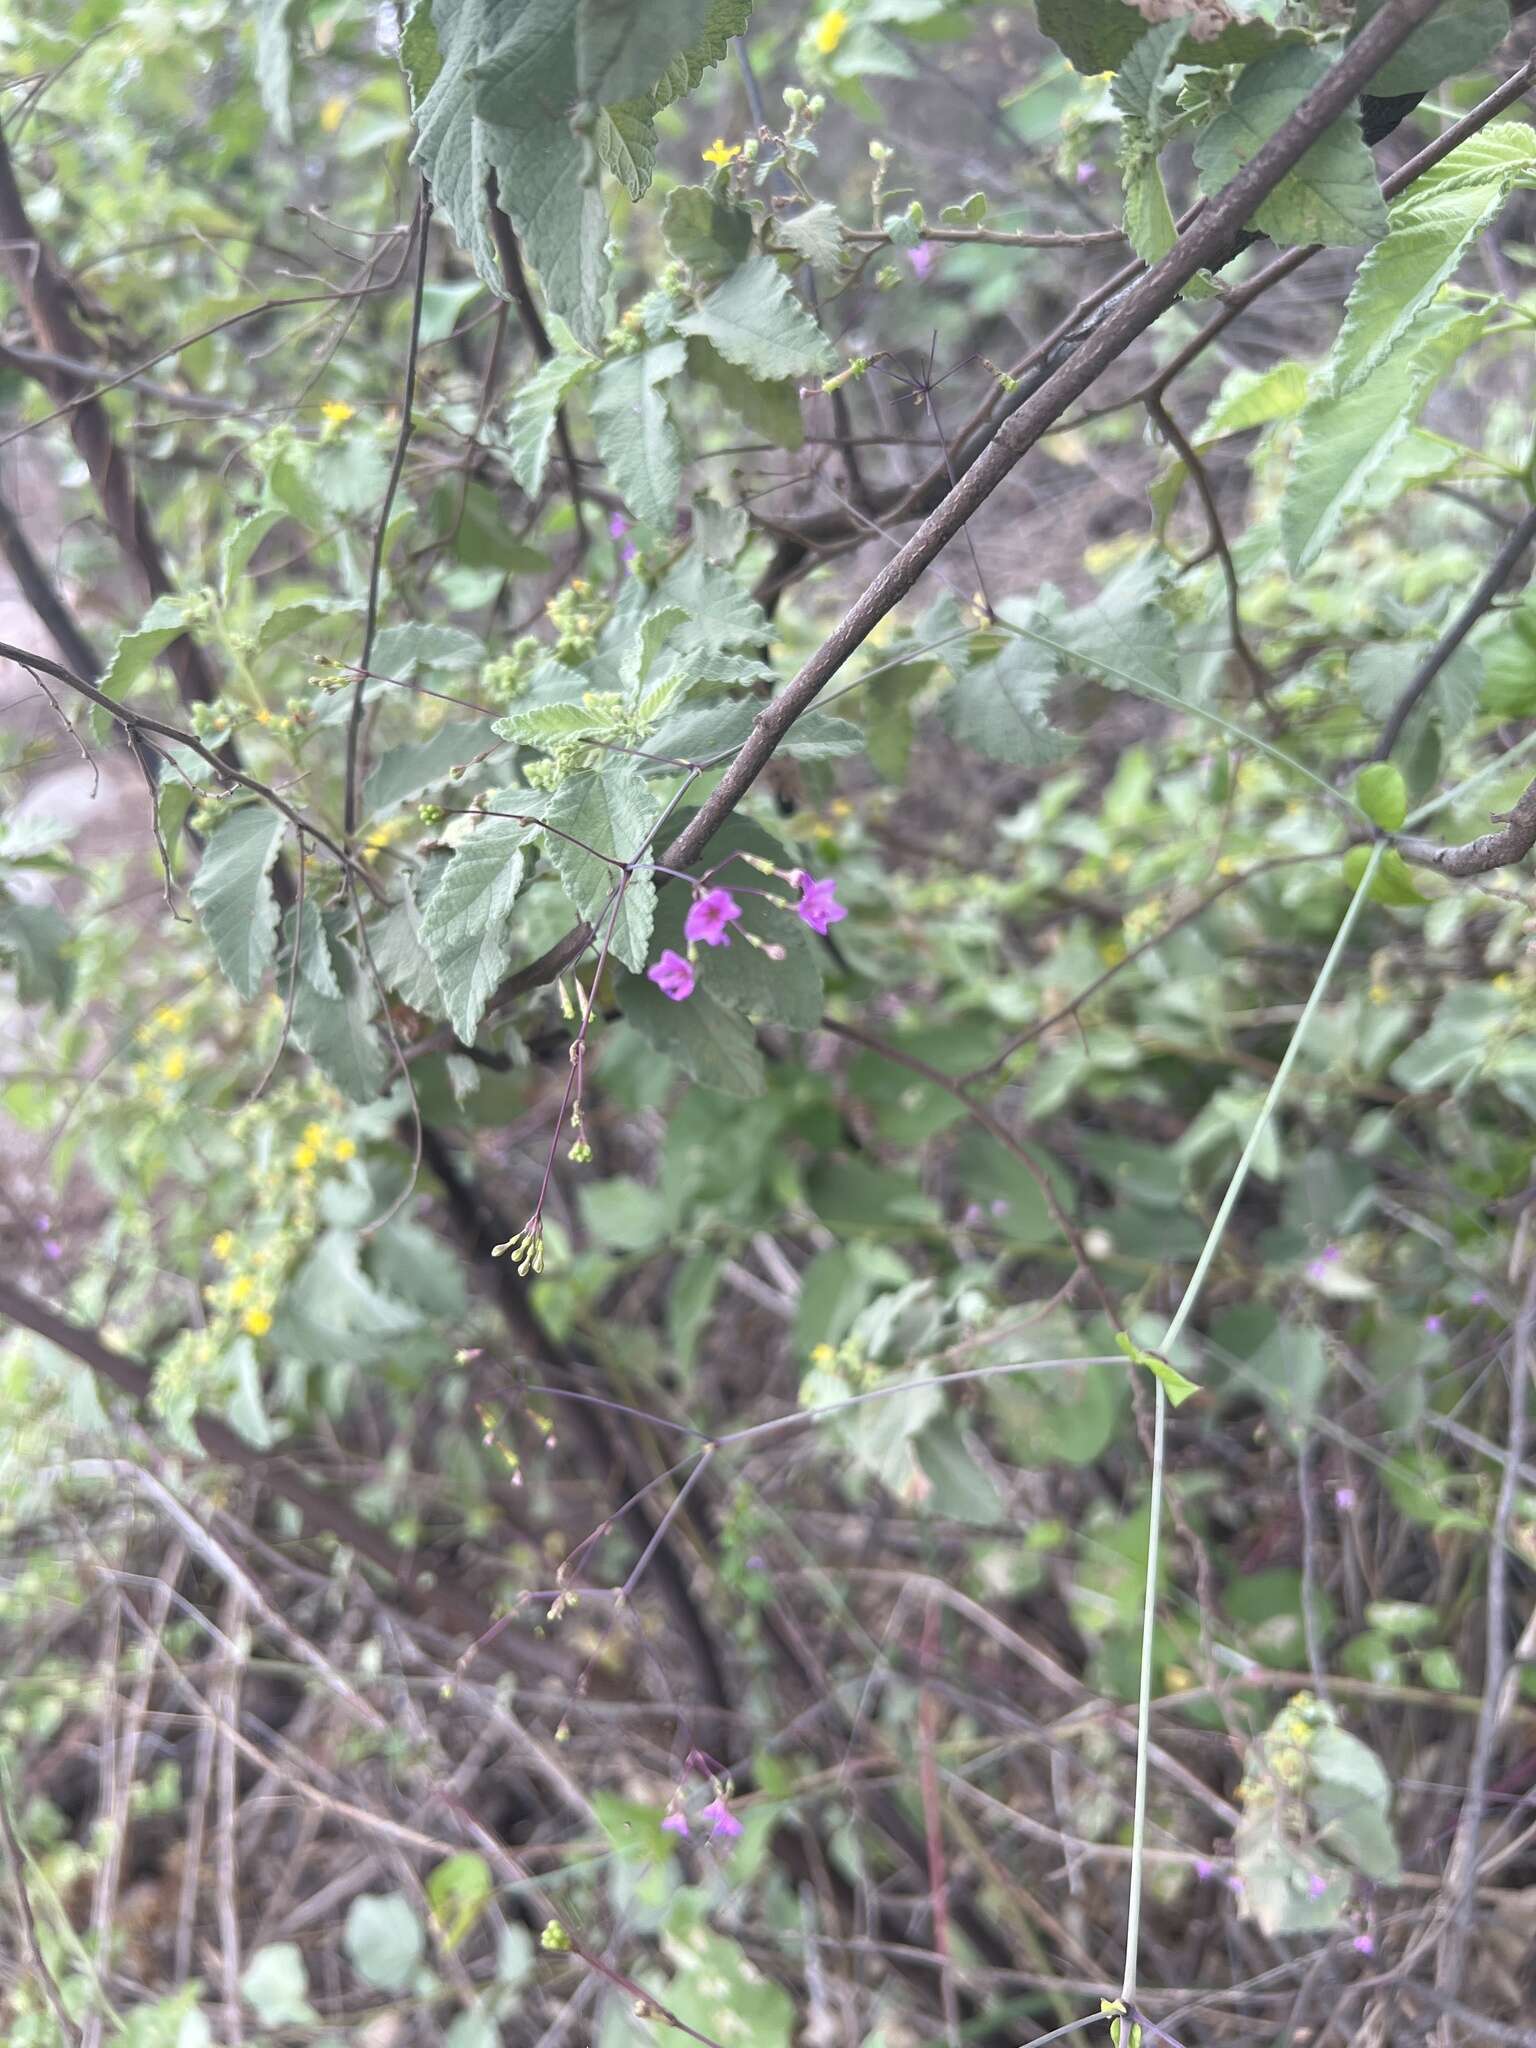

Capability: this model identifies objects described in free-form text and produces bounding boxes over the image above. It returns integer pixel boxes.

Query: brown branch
[1374,501,1536,760]
[1398,774,1536,876]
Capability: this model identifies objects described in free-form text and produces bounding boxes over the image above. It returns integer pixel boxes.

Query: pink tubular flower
[684,887,742,949]
[701,1796,743,1840]
[792,871,847,935]
[647,950,695,1002]
[660,1810,689,1838]
[907,241,935,280]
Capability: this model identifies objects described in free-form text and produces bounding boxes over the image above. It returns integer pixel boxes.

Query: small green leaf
[1356,762,1407,831]
[589,341,686,530]
[662,184,753,278]
[344,1891,424,1992]
[939,190,987,227]
[540,764,661,974]
[941,641,1072,767]
[426,1852,494,1951]
[1115,1331,1199,1407]
[618,973,765,1096]
[506,352,595,497]
[1342,844,1426,907]
[419,816,529,1042]
[241,1944,316,2027]
[685,335,805,450]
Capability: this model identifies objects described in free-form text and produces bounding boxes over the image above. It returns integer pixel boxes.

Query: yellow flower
[332,1137,357,1162]
[254,707,272,725]
[320,399,354,424]
[1368,982,1391,1006]
[211,1231,235,1262]
[154,1006,184,1033]
[303,1122,328,1149]
[292,1143,318,1172]
[319,96,347,135]
[814,7,849,54]
[161,1047,187,1082]
[228,1275,255,1307]
[242,1307,273,1338]
[702,137,741,167]
[809,1343,836,1367]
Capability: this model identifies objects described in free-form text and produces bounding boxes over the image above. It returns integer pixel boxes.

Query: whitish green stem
[1119,842,1383,2005]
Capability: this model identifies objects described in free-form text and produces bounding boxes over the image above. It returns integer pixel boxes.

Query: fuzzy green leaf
[618,972,766,1096]
[189,803,286,1000]
[676,254,836,382]
[540,764,660,974]
[419,818,528,1041]
[505,351,595,497]
[1356,762,1407,832]
[1351,0,1509,97]
[942,641,1072,767]
[588,340,686,530]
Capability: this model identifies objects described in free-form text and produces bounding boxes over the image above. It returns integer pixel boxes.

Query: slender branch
[1375,502,1536,760]
[344,189,431,840]
[1397,774,1536,875]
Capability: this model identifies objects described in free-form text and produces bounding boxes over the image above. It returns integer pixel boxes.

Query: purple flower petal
[660,1810,689,1838]
[609,512,630,539]
[647,949,695,1002]
[791,871,847,935]
[683,887,742,949]
[701,1796,743,1840]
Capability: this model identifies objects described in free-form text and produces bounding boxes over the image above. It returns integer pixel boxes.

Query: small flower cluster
[646,865,847,1004]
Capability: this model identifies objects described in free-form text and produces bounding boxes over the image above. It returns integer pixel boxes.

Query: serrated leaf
[1324,123,1536,396]
[99,593,194,699]
[364,718,500,817]
[1036,0,1147,73]
[540,764,660,973]
[576,0,717,107]
[287,930,389,1101]
[189,804,286,1000]
[220,508,285,595]
[777,201,845,272]
[368,887,443,1012]
[1356,762,1407,831]
[942,641,1072,767]
[1120,129,1178,267]
[1110,18,1183,124]
[0,898,74,1011]
[1351,0,1509,97]
[685,335,805,449]
[372,621,485,678]
[286,903,342,1000]
[676,254,836,382]
[1194,46,1387,249]
[588,340,686,530]
[1195,359,1310,440]
[419,817,528,1041]
[505,351,595,496]
[618,971,765,1095]
[1115,1331,1199,1407]
[1281,307,1486,570]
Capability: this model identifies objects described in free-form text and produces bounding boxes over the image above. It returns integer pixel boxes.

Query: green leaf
[413,0,610,347]
[618,972,766,1096]
[1193,46,1387,248]
[364,718,500,817]
[1341,843,1427,907]
[426,1852,494,1950]
[588,340,686,529]
[1120,129,1178,267]
[372,621,485,678]
[1036,0,1147,73]
[1351,0,1509,97]
[369,886,443,1012]
[1281,307,1485,570]
[663,184,755,279]
[344,1892,424,1993]
[684,335,805,450]
[220,507,286,594]
[1110,18,1183,124]
[575,0,718,107]
[1325,123,1536,396]
[286,930,389,1101]
[419,816,529,1040]
[241,1944,316,2028]
[777,201,845,272]
[506,350,595,496]
[0,897,74,1010]
[99,593,195,699]
[648,700,863,765]
[253,0,302,144]
[540,763,661,974]
[1115,1331,1199,1407]
[280,1230,423,1362]
[189,803,286,1000]
[676,254,836,382]
[1196,360,1311,441]
[941,640,1072,767]
[1356,761,1407,832]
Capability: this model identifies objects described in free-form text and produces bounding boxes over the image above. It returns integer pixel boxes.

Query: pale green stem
[1119,843,1384,2005]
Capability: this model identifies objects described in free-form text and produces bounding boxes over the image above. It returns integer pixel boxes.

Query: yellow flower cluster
[290,1121,357,1175]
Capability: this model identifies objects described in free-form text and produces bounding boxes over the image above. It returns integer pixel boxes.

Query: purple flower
[1307,1245,1341,1282]
[1194,1859,1214,1882]
[647,950,695,1002]
[1424,1314,1443,1335]
[42,1239,62,1262]
[1334,1486,1357,1513]
[907,242,935,280]
[963,1202,984,1226]
[701,1796,743,1840]
[660,1810,689,1838]
[609,512,630,540]
[990,1198,1010,1219]
[1470,1289,1488,1307]
[1352,1934,1374,1957]
[622,543,639,568]
[791,870,847,935]
[1307,1873,1329,1900]
[684,887,742,949]
[1076,161,1099,186]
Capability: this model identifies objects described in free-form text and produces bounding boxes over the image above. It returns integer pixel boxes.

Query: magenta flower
[660,1810,689,1838]
[42,1239,62,1262]
[1424,1314,1443,1334]
[907,242,935,280]
[609,512,630,540]
[792,871,847,935]
[1334,1486,1357,1513]
[1194,1859,1214,1882]
[1352,1933,1375,1957]
[1307,1872,1329,1900]
[701,1796,743,1840]
[647,950,695,1002]
[684,887,742,949]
